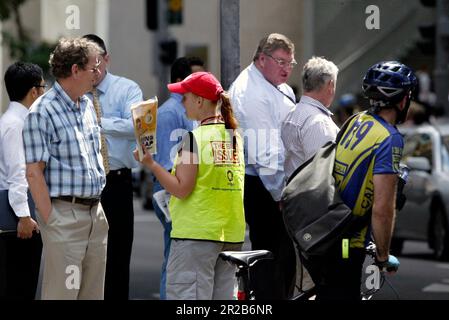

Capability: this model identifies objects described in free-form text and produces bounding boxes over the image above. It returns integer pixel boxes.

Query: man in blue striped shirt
[23,37,109,299]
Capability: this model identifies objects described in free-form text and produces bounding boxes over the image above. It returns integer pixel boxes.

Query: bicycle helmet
[362,61,417,105]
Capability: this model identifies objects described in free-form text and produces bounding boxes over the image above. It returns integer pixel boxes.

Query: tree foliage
[0,0,27,21]
[1,0,55,74]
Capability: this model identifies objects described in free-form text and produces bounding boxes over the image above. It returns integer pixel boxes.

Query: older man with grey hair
[281,56,340,180]
[281,56,339,294]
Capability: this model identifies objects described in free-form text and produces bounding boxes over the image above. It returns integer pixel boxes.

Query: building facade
[0,0,306,111]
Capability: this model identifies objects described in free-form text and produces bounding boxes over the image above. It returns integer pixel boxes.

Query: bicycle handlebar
[365,242,400,273]
[375,255,400,273]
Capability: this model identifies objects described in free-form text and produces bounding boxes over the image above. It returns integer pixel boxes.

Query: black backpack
[281,114,369,259]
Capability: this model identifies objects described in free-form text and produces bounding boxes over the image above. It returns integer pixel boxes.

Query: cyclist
[301,61,417,300]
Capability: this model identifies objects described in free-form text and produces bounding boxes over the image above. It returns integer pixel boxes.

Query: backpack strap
[335,112,363,145]
[285,112,363,185]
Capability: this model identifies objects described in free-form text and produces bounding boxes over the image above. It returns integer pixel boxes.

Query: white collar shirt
[281,95,339,180]
[0,101,31,217]
[229,63,296,201]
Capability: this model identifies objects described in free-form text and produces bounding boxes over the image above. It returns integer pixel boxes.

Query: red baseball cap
[167,72,224,101]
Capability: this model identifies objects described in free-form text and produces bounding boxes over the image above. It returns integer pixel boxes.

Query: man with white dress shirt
[282,56,340,180]
[0,62,45,299]
[229,33,297,300]
[82,34,143,300]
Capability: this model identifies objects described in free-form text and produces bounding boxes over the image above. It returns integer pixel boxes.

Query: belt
[53,196,100,206]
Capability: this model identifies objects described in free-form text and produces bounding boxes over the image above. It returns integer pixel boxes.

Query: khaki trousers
[36,199,109,300]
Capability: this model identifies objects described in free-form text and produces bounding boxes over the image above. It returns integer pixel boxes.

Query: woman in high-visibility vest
[134,72,245,300]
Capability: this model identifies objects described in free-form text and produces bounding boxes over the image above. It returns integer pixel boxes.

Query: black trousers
[0,232,42,300]
[301,243,366,300]
[101,168,134,300]
[244,175,296,300]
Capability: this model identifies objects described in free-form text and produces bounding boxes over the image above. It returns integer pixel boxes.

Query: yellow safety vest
[169,124,245,243]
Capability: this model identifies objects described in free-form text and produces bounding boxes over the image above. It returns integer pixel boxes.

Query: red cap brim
[167,82,188,94]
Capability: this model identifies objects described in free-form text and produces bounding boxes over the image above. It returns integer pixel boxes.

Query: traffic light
[146,0,158,31]
[168,0,183,25]
[417,24,436,55]
[159,40,177,65]
[420,0,435,6]
[417,0,436,55]
[146,0,183,31]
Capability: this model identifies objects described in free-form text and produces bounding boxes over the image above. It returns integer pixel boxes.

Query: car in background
[393,119,449,261]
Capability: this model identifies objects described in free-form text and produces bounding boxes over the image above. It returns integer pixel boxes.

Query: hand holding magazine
[131,97,158,161]
[153,189,171,223]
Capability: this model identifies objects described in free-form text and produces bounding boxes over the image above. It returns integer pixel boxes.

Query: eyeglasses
[34,84,48,89]
[265,53,297,69]
[86,60,102,73]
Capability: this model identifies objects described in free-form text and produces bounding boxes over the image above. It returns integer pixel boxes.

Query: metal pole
[434,0,449,114]
[303,0,315,61]
[156,0,170,102]
[220,0,240,90]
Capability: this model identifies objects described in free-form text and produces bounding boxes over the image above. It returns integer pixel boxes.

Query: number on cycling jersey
[341,121,374,150]
[339,121,358,147]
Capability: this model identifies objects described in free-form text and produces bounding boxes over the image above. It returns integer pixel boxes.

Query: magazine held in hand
[131,96,158,161]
